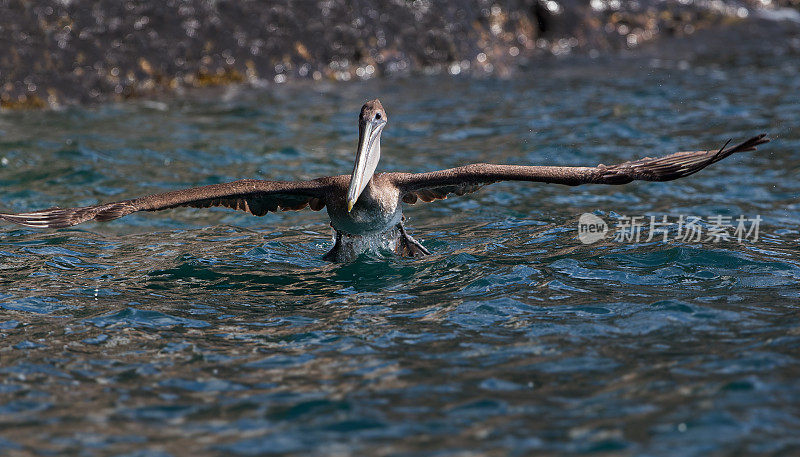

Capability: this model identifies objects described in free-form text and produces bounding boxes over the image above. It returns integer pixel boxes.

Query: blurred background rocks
[1,0,798,108]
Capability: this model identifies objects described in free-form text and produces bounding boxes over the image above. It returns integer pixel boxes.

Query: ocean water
[0,52,799,456]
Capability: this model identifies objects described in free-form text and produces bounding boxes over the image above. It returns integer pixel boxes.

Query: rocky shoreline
[1,0,798,108]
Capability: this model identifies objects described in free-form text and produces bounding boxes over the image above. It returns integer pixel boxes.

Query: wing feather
[0,178,331,229]
[391,134,768,204]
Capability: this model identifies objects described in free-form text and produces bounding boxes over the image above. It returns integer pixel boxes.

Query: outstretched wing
[0,178,330,229]
[390,134,769,204]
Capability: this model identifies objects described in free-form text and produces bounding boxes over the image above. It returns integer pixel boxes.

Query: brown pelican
[0,99,768,261]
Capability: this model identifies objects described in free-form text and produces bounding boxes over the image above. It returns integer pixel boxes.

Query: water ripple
[0,54,798,456]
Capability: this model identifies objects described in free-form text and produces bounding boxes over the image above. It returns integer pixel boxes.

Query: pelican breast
[326,174,402,236]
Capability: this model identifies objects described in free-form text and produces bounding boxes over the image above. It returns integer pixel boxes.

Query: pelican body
[0,99,769,261]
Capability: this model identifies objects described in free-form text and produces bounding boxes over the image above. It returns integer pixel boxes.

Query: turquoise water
[1,55,799,456]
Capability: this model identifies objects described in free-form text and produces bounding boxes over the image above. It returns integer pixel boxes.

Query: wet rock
[0,0,796,108]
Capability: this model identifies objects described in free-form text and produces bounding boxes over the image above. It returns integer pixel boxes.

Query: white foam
[758,8,800,23]
[328,227,400,262]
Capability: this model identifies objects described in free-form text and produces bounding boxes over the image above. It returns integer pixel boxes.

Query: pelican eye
[375,112,382,120]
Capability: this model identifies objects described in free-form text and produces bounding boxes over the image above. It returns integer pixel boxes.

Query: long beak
[346,118,386,212]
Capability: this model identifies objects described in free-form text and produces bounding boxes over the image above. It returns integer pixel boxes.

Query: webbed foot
[323,230,343,262]
[395,222,431,257]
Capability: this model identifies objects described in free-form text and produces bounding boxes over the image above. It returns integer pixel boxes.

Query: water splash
[326,226,401,262]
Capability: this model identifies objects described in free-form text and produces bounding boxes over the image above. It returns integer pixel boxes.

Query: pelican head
[347,99,387,212]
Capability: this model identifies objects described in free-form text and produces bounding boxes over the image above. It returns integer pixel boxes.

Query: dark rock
[0,0,796,108]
